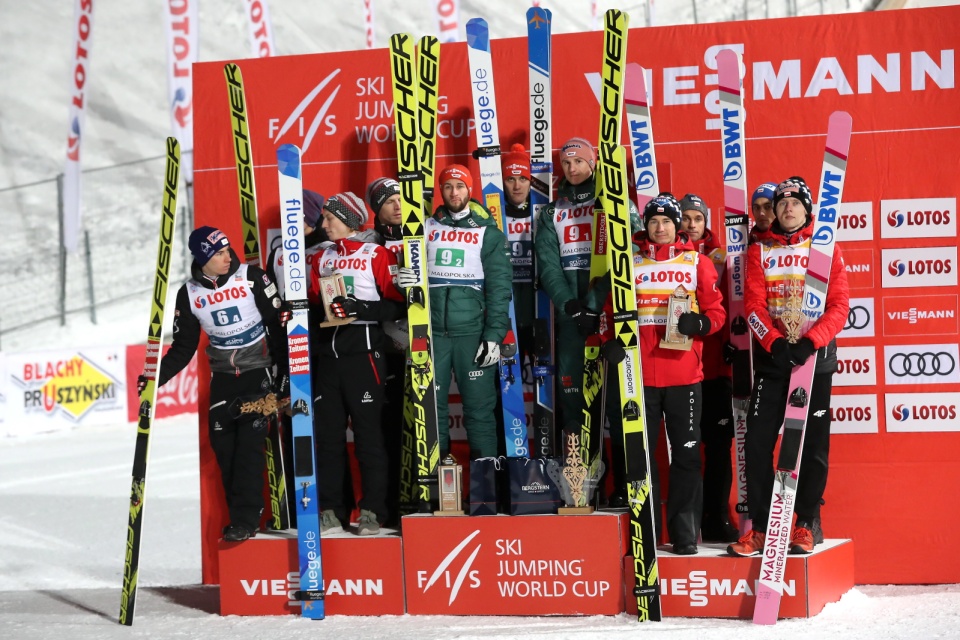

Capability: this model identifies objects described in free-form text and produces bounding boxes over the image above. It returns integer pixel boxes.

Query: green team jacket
[429,199,513,342]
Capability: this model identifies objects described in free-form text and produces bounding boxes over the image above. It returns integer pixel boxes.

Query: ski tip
[277,144,302,178]
[466,18,490,49]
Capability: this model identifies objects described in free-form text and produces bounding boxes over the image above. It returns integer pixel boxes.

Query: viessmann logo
[661,570,796,607]
[416,529,482,605]
[268,69,342,154]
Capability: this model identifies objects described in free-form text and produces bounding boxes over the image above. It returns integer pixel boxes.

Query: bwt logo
[268,69,342,154]
[886,209,952,227]
[805,291,822,309]
[416,529,482,605]
[636,170,656,191]
[727,227,745,244]
[888,258,952,277]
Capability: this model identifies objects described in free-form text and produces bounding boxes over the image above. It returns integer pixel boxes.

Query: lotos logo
[887,210,905,227]
[886,209,951,228]
[194,285,249,309]
[888,260,906,277]
[881,199,957,240]
[887,258,951,277]
[172,87,192,128]
[67,118,82,161]
[639,271,692,285]
[766,254,809,270]
[429,229,480,245]
[891,404,909,421]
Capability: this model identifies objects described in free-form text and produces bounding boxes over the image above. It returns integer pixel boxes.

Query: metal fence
[0,155,193,347]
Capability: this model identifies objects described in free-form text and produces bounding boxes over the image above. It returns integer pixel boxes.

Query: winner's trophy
[552,432,605,514]
[318,273,356,328]
[660,285,693,351]
[780,280,805,344]
[436,454,465,516]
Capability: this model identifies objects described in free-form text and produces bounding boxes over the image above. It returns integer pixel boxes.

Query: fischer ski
[119,137,180,626]
[418,36,440,211]
[752,111,853,626]
[390,33,441,512]
[466,18,529,458]
[716,49,753,535]
[527,6,557,458]
[224,62,290,531]
[277,144,325,618]
[599,10,661,621]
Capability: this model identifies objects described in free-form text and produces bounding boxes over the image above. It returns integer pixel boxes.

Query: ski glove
[278,301,293,327]
[722,341,738,365]
[330,295,359,319]
[677,312,711,337]
[790,337,817,366]
[770,338,799,372]
[136,374,148,395]
[475,341,501,368]
[564,299,600,337]
[396,267,418,289]
[600,340,627,365]
[274,372,290,399]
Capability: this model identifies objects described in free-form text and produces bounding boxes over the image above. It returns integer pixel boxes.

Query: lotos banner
[192,6,960,586]
[163,0,198,183]
[62,0,94,253]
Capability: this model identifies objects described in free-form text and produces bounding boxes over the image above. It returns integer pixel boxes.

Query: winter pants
[209,368,271,531]
[314,352,389,524]
[746,372,832,530]
[555,319,586,434]
[643,384,704,547]
[700,377,735,522]
[381,351,406,525]
[434,333,498,459]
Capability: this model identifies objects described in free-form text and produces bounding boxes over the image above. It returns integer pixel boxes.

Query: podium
[625,539,855,618]
[218,529,405,616]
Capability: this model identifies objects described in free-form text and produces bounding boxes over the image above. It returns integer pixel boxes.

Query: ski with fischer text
[753,111,853,626]
[119,137,180,626]
[277,144,325,618]
[717,48,753,535]
[527,6,557,458]
[600,10,661,621]
[390,33,441,511]
[224,62,290,530]
[466,17,529,458]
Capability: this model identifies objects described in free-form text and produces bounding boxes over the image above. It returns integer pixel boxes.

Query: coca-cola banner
[125,344,198,422]
[192,6,960,585]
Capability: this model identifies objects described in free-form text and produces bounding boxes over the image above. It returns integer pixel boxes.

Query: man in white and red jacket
[728,176,849,557]
[601,193,726,555]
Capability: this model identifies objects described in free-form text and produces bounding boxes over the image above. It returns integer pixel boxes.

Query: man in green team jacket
[397,164,513,459]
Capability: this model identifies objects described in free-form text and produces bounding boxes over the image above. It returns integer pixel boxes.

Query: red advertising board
[402,513,627,615]
[192,6,960,586]
[219,532,404,616]
[124,344,197,422]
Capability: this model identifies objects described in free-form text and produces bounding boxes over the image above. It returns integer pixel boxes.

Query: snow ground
[1,392,959,638]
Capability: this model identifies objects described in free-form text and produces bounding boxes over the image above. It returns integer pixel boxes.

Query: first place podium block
[219,529,405,616]
[624,539,855,618]
[402,512,629,616]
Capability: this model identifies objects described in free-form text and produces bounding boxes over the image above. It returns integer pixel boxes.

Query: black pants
[381,351,406,525]
[701,377,734,521]
[644,384,704,547]
[314,352,389,524]
[209,368,271,531]
[746,372,832,530]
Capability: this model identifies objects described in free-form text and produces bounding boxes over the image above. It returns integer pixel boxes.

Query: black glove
[564,299,600,337]
[600,340,626,365]
[278,301,293,328]
[274,372,290,398]
[677,312,711,337]
[770,338,798,372]
[136,374,148,395]
[790,337,817,365]
[722,341,738,365]
[330,295,359,319]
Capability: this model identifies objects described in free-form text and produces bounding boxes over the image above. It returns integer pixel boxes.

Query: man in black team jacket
[145,226,288,542]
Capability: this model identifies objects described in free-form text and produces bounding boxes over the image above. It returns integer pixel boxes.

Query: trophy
[780,280,805,343]
[436,454,465,515]
[553,433,604,514]
[318,273,356,328]
[660,285,693,351]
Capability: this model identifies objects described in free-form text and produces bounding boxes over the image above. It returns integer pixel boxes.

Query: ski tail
[277,144,325,619]
[391,33,441,511]
[119,138,180,626]
[753,111,852,626]
[716,48,753,533]
[528,6,556,458]
[624,62,659,213]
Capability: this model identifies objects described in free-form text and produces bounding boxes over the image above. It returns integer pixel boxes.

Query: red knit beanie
[501,143,531,179]
[438,164,473,199]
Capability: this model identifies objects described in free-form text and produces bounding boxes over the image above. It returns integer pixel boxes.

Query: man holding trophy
[728,177,849,557]
[600,193,726,555]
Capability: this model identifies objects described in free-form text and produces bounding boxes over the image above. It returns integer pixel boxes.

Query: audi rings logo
[888,352,956,377]
[845,305,871,331]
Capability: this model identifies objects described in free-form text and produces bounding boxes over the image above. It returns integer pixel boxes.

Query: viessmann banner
[192,6,960,586]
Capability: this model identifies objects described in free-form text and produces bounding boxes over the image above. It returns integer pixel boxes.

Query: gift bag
[506,457,562,515]
[468,456,502,516]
